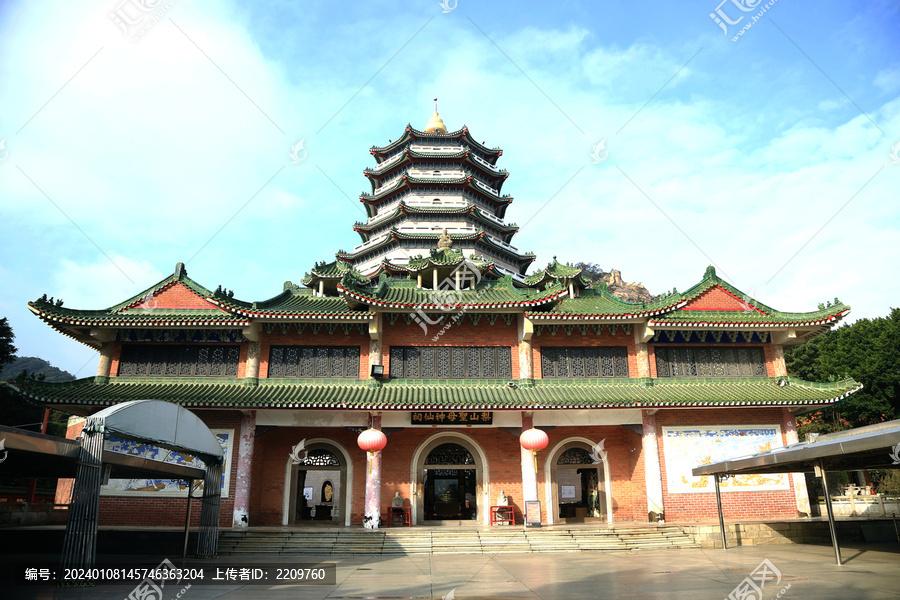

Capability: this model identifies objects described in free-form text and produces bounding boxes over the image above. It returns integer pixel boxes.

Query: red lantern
[358,428,387,473]
[520,428,549,474]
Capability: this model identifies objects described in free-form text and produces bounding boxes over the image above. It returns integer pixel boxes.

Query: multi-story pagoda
[10,107,862,552]
[304,100,535,294]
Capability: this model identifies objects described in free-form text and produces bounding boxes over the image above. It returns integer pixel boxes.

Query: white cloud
[53,255,165,309]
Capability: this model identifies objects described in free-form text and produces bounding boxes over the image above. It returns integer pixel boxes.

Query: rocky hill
[575,262,655,303]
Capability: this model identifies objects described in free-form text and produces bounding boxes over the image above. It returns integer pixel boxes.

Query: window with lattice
[268,346,360,378]
[541,347,629,378]
[389,346,512,379]
[654,346,767,378]
[117,345,240,377]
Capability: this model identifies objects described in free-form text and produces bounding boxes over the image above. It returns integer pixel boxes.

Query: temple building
[14,106,861,534]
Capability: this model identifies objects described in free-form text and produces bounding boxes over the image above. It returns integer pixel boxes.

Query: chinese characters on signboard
[411,412,493,425]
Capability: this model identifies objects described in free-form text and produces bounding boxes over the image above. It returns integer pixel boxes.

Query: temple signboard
[411,412,493,425]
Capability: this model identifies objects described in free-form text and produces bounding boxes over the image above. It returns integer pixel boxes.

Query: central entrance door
[423,443,478,521]
[553,446,607,522]
[287,446,345,525]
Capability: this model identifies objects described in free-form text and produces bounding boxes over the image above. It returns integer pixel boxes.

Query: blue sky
[0,0,898,377]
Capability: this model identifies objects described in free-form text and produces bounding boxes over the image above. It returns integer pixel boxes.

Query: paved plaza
[7,542,900,600]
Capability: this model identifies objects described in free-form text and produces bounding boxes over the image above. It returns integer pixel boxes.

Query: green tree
[0,317,17,366]
[785,307,900,434]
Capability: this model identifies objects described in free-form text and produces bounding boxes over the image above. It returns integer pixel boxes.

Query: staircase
[219,525,698,556]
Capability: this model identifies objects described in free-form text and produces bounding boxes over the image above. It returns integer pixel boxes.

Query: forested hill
[0,356,76,382]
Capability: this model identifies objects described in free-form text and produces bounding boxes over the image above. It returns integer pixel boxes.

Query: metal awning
[0,424,205,480]
[691,419,900,566]
[693,419,900,476]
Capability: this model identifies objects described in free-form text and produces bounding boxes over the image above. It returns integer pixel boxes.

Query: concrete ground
[7,543,900,600]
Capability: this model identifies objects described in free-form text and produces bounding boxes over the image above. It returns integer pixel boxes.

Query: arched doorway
[545,438,612,524]
[283,441,351,526]
[411,433,489,526]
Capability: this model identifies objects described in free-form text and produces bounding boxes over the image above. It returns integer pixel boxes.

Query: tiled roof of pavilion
[27,263,252,333]
[207,288,374,320]
[359,176,513,219]
[369,125,502,160]
[363,152,509,190]
[404,248,492,272]
[336,229,535,272]
[337,277,567,310]
[526,266,850,327]
[352,201,518,242]
[523,258,591,289]
[9,376,862,412]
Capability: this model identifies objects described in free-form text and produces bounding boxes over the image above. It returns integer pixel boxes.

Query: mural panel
[100,429,233,498]
[662,425,789,493]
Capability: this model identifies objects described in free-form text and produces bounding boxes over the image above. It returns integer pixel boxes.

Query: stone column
[642,409,665,521]
[245,340,260,379]
[369,313,382,378]
[783,407,811,517]
[634,323,652,378]
[518,314,534,379]
[96,342,114,377]
[772,344,787,376]
[232,410,256,528]
[364,413,383,529]
[520,412,538,504]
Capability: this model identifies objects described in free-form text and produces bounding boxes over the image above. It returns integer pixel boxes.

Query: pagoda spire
[424,97,448,134]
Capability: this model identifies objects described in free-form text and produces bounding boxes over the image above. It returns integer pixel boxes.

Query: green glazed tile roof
[523,257,590,287]
[336,229,535,271]
[338,278,567,309]
[528,266,850,324]
[526,287,686,320]
[28,264,250,327]
[9,376,862,411]
[207,290,373,320]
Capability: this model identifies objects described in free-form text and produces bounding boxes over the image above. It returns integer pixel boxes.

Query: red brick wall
[381,319,520,378]
[681,286,760,312]
[134,282,227,311]
[248,422,646,526]
[653,408,797,521]
[259,327,370,379]
[533,328,635,379]
[97,410,242,527]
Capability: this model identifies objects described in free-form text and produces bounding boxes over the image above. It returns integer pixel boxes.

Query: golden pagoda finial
[424,97,448,134]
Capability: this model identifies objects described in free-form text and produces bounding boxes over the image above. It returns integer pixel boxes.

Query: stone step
[219,525,699,555]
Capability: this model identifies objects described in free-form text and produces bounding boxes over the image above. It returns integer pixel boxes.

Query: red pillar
[232,410,256,528]
[363,414,383,529]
